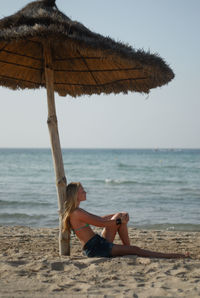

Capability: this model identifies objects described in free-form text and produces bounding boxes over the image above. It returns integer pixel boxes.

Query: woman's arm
[101,212,129,222]
[74,208,123,228]
[101,213,115,220]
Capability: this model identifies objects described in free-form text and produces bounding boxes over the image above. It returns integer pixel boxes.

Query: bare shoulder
[70,208,93,224]
[70,208,86,219]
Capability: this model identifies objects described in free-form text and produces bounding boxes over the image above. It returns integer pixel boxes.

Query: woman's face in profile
[77,185,87,203]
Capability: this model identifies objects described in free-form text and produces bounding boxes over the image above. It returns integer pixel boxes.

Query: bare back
[70,209,95,247]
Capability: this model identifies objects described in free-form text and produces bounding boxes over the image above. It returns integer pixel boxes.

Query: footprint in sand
[6,260,27,267]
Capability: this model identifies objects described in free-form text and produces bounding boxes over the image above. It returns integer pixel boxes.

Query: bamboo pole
[43,40,70,256]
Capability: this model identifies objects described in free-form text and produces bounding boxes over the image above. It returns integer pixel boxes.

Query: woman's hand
[123,212,129,222]
[122,212,129,224]
[117,212,129,224]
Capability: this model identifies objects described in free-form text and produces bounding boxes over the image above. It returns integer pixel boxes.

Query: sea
[0,148,200,231]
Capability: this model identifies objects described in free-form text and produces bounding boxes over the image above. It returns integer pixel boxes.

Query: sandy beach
[0,226,200,298]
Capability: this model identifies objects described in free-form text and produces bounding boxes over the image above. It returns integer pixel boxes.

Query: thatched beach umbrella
[0,0,174,255]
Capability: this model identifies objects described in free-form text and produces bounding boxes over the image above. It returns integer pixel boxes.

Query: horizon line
[0,147,200,150]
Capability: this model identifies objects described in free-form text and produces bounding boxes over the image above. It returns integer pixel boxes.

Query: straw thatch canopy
[0,0,174,97]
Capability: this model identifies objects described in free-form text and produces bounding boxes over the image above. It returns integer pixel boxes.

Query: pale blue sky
[0,0,199,148]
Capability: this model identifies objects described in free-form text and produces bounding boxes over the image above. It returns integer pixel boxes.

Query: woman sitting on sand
[63,182,188,259]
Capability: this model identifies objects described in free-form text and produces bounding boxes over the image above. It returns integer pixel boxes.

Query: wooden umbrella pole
[43,40,70,256]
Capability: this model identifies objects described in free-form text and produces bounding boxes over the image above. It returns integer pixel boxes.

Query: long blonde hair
[62,182,82,235]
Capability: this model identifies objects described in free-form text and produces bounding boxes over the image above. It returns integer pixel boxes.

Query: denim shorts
[83,234,114,258]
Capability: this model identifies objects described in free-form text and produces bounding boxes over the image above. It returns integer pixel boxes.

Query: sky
[0,0,200,149]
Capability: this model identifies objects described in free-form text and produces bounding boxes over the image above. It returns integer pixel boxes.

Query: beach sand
[0,226,200,298]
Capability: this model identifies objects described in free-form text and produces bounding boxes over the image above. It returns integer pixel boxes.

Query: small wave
[118,163,135,169]
[105,179,138,185]
[0,212,45,220]
[82,178,104,184]
[104,178,156,186]
[0,200,52,207]
[164,165,182,169]
[154,179,186,185]
[179,187,200,193]
[136,223,200,232]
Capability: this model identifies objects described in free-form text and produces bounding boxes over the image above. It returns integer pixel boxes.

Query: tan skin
[70,186,189,259]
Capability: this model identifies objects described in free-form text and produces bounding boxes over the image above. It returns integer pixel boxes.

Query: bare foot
[170,252,190,259]
[185,252,190,258]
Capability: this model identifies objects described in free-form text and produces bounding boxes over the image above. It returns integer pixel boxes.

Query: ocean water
[0,148,200,231]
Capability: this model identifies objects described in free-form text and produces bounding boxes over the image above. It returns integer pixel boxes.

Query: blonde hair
[62,182,82,234]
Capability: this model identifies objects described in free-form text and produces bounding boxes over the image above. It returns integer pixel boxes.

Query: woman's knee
[111,212,122,220]
[111,212,129,221]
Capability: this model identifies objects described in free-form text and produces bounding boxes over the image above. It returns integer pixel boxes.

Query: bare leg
[118,223,130,245]
[101,221,117,243]
[111,244,188,259]
[102,213,130,245]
